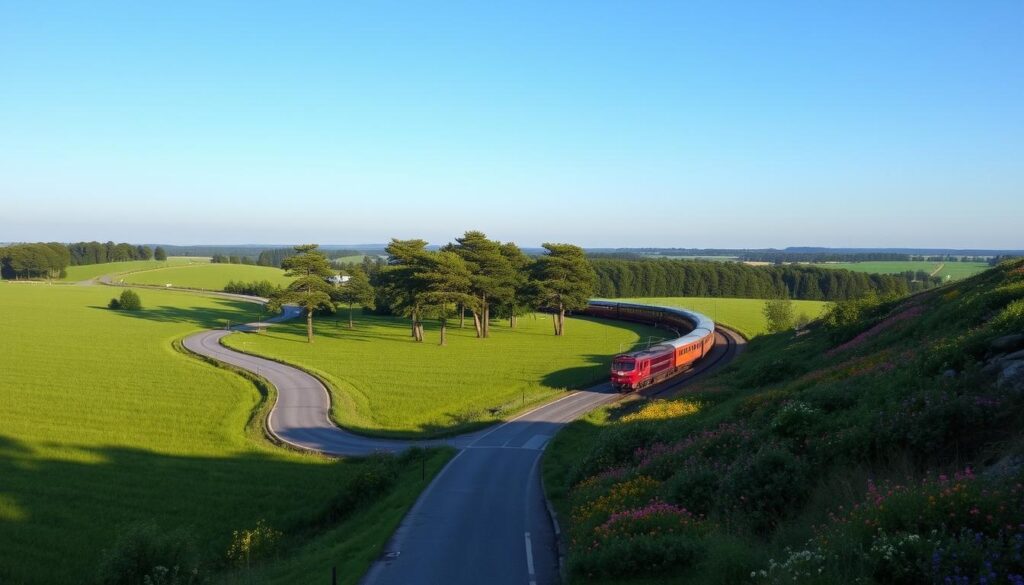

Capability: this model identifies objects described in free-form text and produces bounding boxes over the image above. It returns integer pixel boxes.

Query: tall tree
[380,239,431,342]
[417,251,478,346]
[334,267,376,329]
[448,231,515,338]
[153,246,168,261]
[763,298,794,333]
[268,244,335,343]
[533,243,596,336]
[497,241,534,329]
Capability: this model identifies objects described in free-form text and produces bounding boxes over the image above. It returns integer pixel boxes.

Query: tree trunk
[439,319,447,346]
[472,312,482,338]
[552,313,559,335]
[348,303,354,329]
[510,314,515,328]
[411,309,418,338]
[306,308,314,343]
[459,304,465,328]
[483,299,490,338]
[558,304,565,336]
[416,322,424,342]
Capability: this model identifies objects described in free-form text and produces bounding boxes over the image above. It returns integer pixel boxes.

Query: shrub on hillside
[722,446,811,533]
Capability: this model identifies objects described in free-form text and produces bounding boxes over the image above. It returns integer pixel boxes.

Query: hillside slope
[544,259,1024,584]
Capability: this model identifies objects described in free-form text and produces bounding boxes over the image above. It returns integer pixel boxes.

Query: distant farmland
[62,257,207,281]
[124,262,294,290]
[806,260,989,280]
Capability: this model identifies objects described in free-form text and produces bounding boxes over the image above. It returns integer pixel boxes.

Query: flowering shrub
[621,399,701,423]
[769,401,819,440]
[751,471,1024,584]
[571,476,661,534]
[226,519,281,568]
[571,502,708,578]
[721,446,810,533]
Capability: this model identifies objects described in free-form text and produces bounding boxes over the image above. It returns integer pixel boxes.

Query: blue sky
[1,1,1021,248]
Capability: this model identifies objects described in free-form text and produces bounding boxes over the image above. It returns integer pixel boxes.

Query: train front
[611,354,640,390]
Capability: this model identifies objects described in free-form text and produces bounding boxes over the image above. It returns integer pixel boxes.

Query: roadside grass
[222,311,665,438]
[125,262,295,290]
[807,260,989,280]
[62,256,206,281]
[613,297,829,338]
[0,284,449,584]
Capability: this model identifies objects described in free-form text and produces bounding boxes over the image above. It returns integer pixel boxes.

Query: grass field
[612,297,830,338]
[0,284,448,584]
[124,262,295,290]
[62,257,207,281]
[223,312,665,438]
[807,260,989,280]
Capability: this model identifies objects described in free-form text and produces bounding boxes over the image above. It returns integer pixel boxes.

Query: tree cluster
[108,289,142,311]
[0,243,70,279]
[210,254,255,265]
[67,241,152,265]
[591,259,939,301]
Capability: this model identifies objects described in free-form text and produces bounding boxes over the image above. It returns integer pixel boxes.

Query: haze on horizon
[2,2,1021,249]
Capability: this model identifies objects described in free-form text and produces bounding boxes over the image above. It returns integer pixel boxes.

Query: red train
[585,301,716,391]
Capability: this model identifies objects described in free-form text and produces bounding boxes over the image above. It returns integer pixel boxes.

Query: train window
[613,359,636,372]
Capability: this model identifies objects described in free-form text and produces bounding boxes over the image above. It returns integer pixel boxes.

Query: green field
[62,257,207,281]
[613,297,830,338]
[807,260,989,280]
[0,284,448,584]
[223,312,665,438]
[124,262,295,290]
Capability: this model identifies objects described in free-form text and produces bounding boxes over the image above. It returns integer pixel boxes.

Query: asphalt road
[181,306,744,585]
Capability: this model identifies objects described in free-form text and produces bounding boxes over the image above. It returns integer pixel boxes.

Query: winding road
[181,303,745,585]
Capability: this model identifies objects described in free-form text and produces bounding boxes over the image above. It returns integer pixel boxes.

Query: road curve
[180,305,745,585]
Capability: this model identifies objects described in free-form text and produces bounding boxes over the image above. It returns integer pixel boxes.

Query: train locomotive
[585,300,716,391]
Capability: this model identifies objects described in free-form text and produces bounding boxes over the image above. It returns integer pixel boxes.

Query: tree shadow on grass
[92,298,266,330]
[0,432,426,584]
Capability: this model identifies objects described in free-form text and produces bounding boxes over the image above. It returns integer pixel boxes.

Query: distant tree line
[256,247,371,267]
[211,254,256,265]
[0,241,176,280]
[589,259,941,301]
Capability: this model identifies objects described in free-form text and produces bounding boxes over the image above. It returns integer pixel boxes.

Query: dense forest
[0,241,164,279]
[590,258,941,301]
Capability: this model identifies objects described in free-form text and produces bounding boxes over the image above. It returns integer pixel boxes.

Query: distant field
[124,262,294,290]
[223,311,664,438]
[62,257,206,281]
[614,296,830,338]
[807,260,989,280]
[0,284,447,583]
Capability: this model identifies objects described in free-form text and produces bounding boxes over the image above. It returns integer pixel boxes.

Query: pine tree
[268,244,335,343]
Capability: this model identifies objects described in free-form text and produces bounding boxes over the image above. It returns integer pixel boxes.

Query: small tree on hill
[532,243,596,336]
[335,268,376,329]
[763,298,794,333]
[268,244,335,343]
[153,246,168,261]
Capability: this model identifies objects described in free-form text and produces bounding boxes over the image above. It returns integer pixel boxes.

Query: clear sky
[1,1,1021,248]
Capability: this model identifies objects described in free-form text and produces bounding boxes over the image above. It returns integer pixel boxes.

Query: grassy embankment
[545,260,1024,584]
[125,262,295,290]
[807,260,990,280]
[613,297,829,339]
[0,284,450,584]
[223,312,665,438]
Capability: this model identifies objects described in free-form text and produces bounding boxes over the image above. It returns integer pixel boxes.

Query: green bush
[96,522,199,585]
[119,289,142,311]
